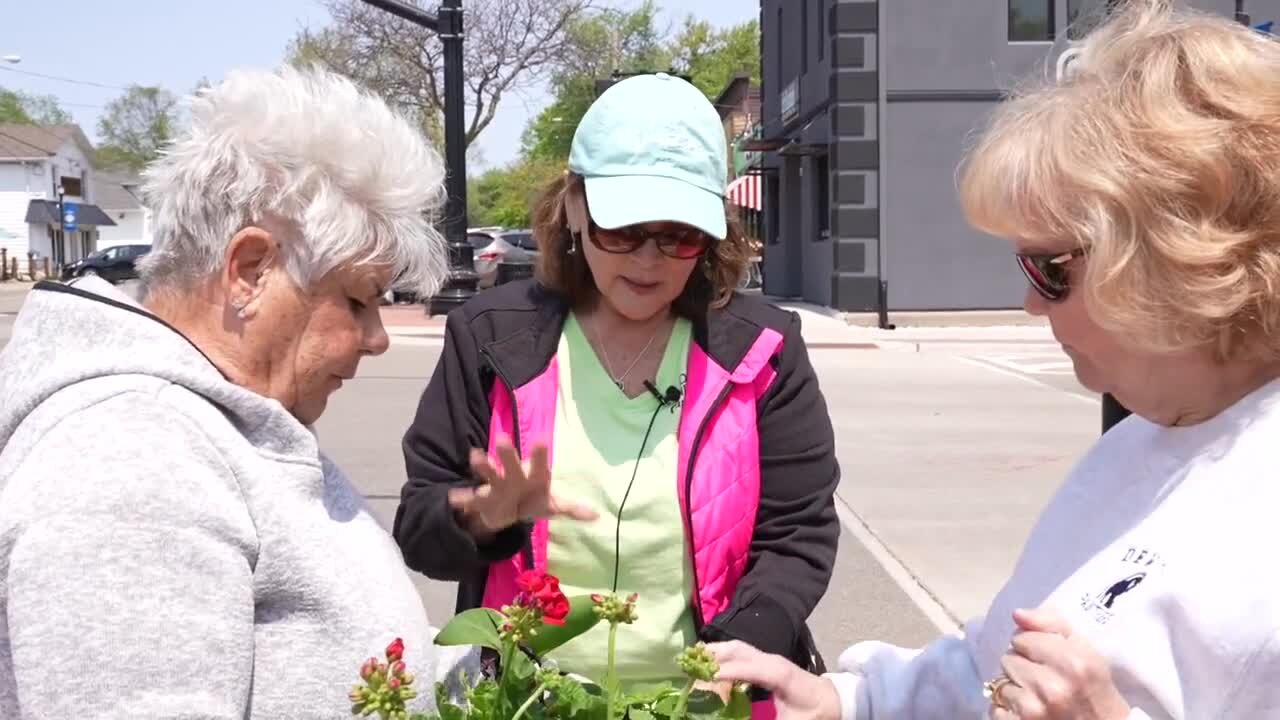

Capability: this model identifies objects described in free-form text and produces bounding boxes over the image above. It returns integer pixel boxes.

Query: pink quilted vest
[479,330,784,719]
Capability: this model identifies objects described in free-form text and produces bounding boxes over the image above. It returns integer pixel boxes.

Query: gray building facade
[754,0,1280,314]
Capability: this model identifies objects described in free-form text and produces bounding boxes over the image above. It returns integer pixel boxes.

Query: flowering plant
[349,570,751,720]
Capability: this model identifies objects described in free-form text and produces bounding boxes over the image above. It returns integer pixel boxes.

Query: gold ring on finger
[982,673,1017,711]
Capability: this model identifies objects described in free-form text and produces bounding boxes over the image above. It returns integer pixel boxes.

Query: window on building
[1009,0,1055,42]
[801,0,809,75]
[1067,0,1123,39]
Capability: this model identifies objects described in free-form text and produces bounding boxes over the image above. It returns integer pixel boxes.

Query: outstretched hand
[707,641,842,720]
[448,438,598,541]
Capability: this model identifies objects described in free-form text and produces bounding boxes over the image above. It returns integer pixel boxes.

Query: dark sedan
[61,244,151,284]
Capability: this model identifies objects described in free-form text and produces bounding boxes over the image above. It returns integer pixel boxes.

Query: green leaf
[652,695,679,716]
[435,608,505,650]
[621,682,678,707]
[524,595,604,655]
[509,650,539,682]
[468,680,502,719]
[684,691,728,720]
[722,687,752,720]
[629,710,656,720]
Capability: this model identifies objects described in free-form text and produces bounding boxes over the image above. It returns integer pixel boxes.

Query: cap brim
[584,175,727,241]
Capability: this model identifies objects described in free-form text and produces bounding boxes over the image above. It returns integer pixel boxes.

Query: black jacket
[394,280,840,672]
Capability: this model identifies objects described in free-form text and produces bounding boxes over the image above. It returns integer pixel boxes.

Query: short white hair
[138,65,448,297]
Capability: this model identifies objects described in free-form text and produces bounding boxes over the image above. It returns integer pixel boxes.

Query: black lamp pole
[357,0,477,315]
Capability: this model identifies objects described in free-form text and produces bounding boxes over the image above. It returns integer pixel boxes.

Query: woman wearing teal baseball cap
[396,73,841,716]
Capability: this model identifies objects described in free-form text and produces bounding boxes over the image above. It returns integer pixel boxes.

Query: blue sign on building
[62,202,78,233]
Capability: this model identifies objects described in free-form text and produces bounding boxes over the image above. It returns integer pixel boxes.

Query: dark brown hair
[532,172,753,316]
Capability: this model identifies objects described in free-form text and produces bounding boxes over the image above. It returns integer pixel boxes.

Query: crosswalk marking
[972,352,1075,376]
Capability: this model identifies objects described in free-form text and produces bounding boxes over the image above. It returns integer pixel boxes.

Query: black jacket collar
[459,280,785,389]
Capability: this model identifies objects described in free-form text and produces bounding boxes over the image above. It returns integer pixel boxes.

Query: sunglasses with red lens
[1016,248,1086,301]
[588,222,711,259]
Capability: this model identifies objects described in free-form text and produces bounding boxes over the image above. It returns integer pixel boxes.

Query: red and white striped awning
[726,173,761,212]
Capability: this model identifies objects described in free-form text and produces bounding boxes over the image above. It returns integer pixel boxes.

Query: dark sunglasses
[588,222,711,259]
[1016,248,1086,301]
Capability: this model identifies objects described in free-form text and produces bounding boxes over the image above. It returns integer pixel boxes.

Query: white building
[0,124,116,270]
[95,171,153,249]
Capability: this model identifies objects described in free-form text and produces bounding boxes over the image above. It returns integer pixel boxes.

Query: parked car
[61,244,151,284]
[467,228,537,288]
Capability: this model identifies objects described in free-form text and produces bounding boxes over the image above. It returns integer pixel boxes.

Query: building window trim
[1008,0,1056,43]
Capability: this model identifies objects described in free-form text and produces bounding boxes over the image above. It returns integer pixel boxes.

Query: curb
[385,329,882,350]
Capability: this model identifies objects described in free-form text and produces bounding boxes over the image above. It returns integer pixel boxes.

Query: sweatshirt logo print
[1080,572,1146,624]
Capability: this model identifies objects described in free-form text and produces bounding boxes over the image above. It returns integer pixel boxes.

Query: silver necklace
[590,316,664,391]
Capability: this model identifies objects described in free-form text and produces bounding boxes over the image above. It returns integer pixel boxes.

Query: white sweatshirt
[828,379,1280,720]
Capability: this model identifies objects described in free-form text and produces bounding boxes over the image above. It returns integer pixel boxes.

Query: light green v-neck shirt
[545,313,697,687]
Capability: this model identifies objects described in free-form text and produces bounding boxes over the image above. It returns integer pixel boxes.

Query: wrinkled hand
[448,438,597,540]
[990,608,1130,720]
[707,641,841,720]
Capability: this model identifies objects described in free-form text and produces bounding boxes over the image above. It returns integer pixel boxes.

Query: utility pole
[356,0,477,315]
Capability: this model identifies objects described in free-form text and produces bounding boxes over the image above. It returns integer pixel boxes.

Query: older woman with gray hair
[0,66,454,717]
[707,2,1280,719]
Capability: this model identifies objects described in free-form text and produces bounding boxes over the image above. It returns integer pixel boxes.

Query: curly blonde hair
[959,0,1280,359]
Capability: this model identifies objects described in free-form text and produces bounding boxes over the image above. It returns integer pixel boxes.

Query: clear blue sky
[0,0,757,172]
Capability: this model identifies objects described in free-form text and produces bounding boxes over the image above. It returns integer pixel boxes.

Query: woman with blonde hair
[706,2,1280,718]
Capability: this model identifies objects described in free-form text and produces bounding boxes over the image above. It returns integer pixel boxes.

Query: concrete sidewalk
[383,299,1023,350]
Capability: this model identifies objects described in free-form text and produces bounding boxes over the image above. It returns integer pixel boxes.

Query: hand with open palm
[448,438,598,541]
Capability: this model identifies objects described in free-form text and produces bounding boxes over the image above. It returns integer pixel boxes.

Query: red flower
[516,570,558,595]
[515,570,570,625]
[385,638,405,663]
[542,595,571,625]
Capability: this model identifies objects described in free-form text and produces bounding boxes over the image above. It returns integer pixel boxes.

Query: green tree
[522,1,671,162]
[0,87,71,125]
[468,157,564,228]
[669,18,761,99]
[0,89,31,124]
[95,85,178,172]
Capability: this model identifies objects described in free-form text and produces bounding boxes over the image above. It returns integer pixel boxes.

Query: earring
[231,299,248,319]
[565,228,577,255]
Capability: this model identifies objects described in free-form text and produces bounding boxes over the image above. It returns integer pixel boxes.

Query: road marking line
[956,355,1098,404]
[981,356,1075,376]
[834,494,962,634]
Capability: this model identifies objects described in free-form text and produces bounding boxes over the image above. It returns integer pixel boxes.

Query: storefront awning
[726,173,761,212]
[24,199,117,227]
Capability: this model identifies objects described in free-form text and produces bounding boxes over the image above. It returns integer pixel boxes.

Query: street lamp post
[356,0,477,316]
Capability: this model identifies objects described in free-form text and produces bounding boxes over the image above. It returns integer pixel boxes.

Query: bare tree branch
[288,0,595,148]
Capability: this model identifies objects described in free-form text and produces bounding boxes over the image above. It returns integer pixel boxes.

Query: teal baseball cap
[569,72,728,240]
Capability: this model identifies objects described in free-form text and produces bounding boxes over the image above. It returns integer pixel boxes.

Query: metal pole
[356,0,476,315]
[427,0,478,315]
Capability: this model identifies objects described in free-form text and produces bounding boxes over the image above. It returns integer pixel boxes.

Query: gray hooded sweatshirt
[0,279,468,718]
